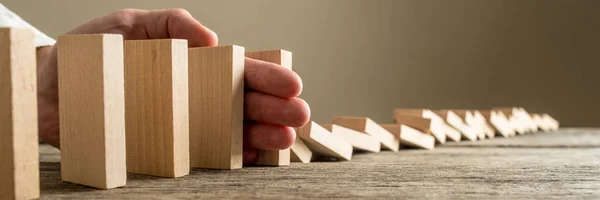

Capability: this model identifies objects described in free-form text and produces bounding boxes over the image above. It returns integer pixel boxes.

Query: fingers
[245,91,311,128]
[244,123,296,150]
[245,58,303,98]
[243,148,258,164]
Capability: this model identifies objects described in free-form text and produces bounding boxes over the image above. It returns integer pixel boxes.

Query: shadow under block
[435,110,477,141]
[0,28,39,199]
[246,49,292,166]
[290,137,312,163]
[322,124,381,153]
[57,34,126,189]
[296,122,353,161]
[393,109,461,142]
[332,117,400,151]
[393,114,446,144]
[381,124,435,150]
[189,45,245,169]
[124,39,190,177]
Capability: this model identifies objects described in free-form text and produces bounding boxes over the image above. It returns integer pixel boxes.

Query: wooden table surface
[38,128,600,199]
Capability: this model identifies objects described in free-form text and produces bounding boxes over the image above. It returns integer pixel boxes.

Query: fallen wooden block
[515,108,538,132]
[472,111,495,139]
[58,34,127,189]
[509,115,526,135]
[290,137,312,163]
[332,117,400,151]
[393,109,461,142]
[531,113,546,131]
[296,122,353,161]
[452,110,485,140]
[381,124,435,150]
[247,49,292,166]
[393,114,446,144]
[124,39,189,177]
[0,28,40,199]
[541,113,560,131]
[494,107,529,134]
[189,45,245,169]
[322,124,381,153]
[480,110,514,137]
[435,110,477,141]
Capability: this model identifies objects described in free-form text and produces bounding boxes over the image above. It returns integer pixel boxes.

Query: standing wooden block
[246,49,292,166]
[435,110,477,141]
[290,136,312,163]
[322,124,381,153]
[0,28,39,199]
[58,34,126,189]
[472,111,495,139]
[296,122,353,161]
[393,114,446,144]
[332,117,400,151]
[381,124,435,150]
[124,39,189,177]
[189,45,245,169]
[393,109,461,142]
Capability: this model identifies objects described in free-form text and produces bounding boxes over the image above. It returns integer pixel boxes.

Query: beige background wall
[3,0,599,127]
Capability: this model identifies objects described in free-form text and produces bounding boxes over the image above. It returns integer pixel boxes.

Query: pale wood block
[494,107,529,134]
[435,110,477,141]
[531,113,553,132]
[480,110,514,137]
[0,28,39,199]
[541,114,560,131]
[453,110,485,140]
[473,111,495,139]
[296,122,353,161]
[381,124,435,150]
[124,39,189,177]
[394,114,446,144]
[393,109,461,142]
[509,115,526,135]
[189,45,245,169]
[515,108,538,133]
[246,49,292,166]
[58,34,126,189]
[322,124,381,153]
[332,117,400,151]
[290,136,312,163]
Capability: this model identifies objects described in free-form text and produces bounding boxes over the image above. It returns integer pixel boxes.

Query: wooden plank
[436,110,477,141]
[124,39,190,177]
[381,124,435,150]
[322,124,381,153]
[296,122,353,161]
[290,136,312,163]
[0,28,39,199]
[57,34,126,189]
[393,109,461,142]
[393,114,446,144]
[332,117,399,151]
[189,45,245,169]
[246,49,292,166]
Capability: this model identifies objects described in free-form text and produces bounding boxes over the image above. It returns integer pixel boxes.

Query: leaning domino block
[436,110,477,141]
[332,117,400,151]
[393,114,446,144]
[0,28,40,199]
[290,137,312,163]
[515,108,538,132]
[189,45,245,169]
[381,124,435,150]
[480,110,514,137]
[296,122,353,161]
[393,109,461,142]
[58,34,127,189]
[322,124,381,153]
[452,110,485,140]
[472,111,495,139]
[494,107,529,134]
[247,49,292,166]
[124,39,190,177]
[541,114,560,131]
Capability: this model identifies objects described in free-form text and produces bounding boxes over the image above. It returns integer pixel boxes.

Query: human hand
[37,8,310,164]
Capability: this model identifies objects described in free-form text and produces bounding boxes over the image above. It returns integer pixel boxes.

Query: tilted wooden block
[0,28,40,199]
[480,110,514,137]
[435,110,477,141]
[381,124,435,150]
[332,117,400,151]
[322,124,381,153]
[450,110,486,140]
[493,107,529,134]
[124,39,190,177]
[393,114,446,144]
[246,49,292,166]
[531,114,546,131]
[290,136,312,163]
[541,113,560,131]
[189,45,245,169]
[472,111,495,139]
[296,122,353,161]
[515,108,538,132]
[394,109,461,142]
[58,34,126,189]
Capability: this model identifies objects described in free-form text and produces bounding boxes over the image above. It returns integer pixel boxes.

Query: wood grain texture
[57,34,126,189]
[332,117,399,152]
[381,124,434,150]
[394,114,446,144]
[246,49,292,166]
[189,45,245,169]
[394,108,461,142]
[322,124,381,153]
[0,28,39,200]
[290,136,312,163]
[124,39,190,177]
[436,110,477,141]
[296,122,353,161]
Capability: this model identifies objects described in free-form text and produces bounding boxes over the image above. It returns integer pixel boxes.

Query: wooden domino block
[435,110,477,141]
[124,39,189,177]
[494,107,528,134]
[393,114,446,144]
[0,28,39,199]
[393,109,461,142]
[541,113,560,131]
[246,49,292,166]
[332,117,399,151]
[472,111,495,139]
[531,114,546,131]
[480,110,514,137]
[290,136,312,163]
[322,124,381,153]
[58,34,126,189]
[296,122,353,161]
[188,45,245,169]
[515,108,538,132]
[451,110,485,140]
[381,124,435,150]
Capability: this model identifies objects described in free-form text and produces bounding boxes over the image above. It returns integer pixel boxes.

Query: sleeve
[0,3,56,47]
